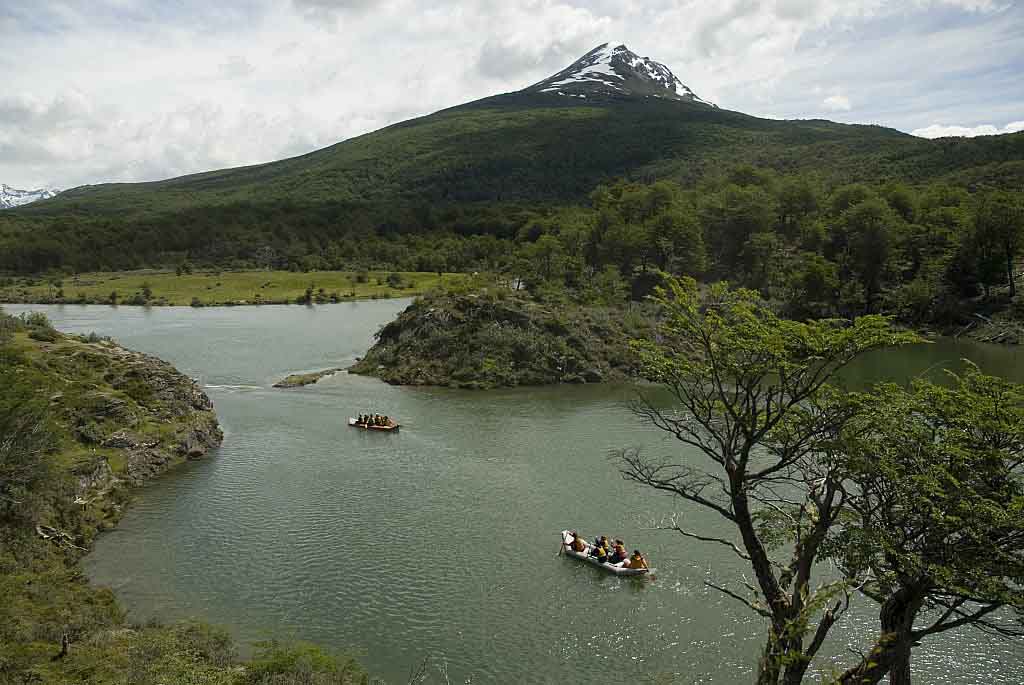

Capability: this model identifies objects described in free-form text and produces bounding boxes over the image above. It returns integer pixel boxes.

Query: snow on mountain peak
[524,42,714,106]
[0,183,60,210]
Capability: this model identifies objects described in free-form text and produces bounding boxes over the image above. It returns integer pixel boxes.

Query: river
[7,301,1024,683]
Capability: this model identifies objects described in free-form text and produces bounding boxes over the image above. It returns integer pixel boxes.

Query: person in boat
[609,539,628,564]
[589,540,608,564]
[570,531,587,553]
[382,415,390,426]
[626,550,649,570]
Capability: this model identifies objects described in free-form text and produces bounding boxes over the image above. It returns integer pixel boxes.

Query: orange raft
[348,417,400,432]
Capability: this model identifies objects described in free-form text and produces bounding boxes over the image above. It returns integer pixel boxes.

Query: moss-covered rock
[349,289,655,389]
[273,368,344,388]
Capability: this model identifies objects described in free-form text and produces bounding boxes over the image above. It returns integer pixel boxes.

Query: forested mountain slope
[2,43,1022,274]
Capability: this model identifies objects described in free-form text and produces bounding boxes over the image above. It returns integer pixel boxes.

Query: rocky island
[348,289,654,389]
[273,367,344,388]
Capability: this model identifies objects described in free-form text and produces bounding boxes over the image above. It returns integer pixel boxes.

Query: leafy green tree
[647,210,706,275]
[834,366,1024,685]
[881,182,917,223]
[782,253,838,319]
[828,183,875,217]
[523,233,567,283]
[778,177,820,236]
[835,199,898,312]
[587,265,629,305]
[973,190,1024,297]
[743,231,784,293]
[726,163,778,192]
[699,184,778,276]
[620,277,917,685]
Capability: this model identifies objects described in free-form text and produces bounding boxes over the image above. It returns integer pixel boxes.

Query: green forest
[5,163,1022,332]
[2,96,1023,332]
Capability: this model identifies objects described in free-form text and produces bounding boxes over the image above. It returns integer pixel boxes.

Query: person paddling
[570,531,587,553]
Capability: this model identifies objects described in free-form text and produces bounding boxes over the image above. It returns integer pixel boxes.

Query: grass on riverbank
[0,269,467,306]
[0,311,373,684]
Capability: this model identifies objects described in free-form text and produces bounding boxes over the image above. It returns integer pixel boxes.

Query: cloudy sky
[2,0,1022,190]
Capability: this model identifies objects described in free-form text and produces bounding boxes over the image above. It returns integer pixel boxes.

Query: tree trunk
[1007,247,1016,298]
[52,631,69,661]
[757,631,782,685]
[837,586,924,685]
[732,489,791,685]
[890,650,911,685]
[782,655,811,685]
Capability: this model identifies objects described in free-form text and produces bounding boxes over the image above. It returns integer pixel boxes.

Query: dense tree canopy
[835,366,1024,684]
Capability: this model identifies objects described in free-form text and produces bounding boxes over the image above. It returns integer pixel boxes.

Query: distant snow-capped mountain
[1,184,60,209]
[525,42,715,106]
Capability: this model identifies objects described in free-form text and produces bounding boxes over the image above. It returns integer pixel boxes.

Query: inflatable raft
[560,530,651,576]
[348,417,400,431]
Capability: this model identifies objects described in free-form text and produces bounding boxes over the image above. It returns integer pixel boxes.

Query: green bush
[19,311,53,329]
[244,641,368,684]
[28,327,59,342]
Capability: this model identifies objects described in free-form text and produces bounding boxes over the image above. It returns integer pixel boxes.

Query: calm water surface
[8,302,1024,683]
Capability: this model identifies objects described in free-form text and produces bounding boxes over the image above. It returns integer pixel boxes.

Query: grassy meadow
[0,269,467,306]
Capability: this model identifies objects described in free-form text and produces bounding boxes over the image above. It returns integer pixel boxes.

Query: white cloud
[0,0,1021,189]
[218,56,255,80]
[822,94,852,111]
[912,120,1024,138]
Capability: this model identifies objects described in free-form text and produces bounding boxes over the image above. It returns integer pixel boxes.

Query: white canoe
[560,530,652,576]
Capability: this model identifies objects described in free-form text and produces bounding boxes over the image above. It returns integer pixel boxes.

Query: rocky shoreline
[79,343,219,473]
[9,325,222,557]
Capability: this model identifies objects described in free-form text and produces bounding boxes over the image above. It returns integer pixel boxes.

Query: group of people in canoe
[568,531,649,570]
[356,413,392,427]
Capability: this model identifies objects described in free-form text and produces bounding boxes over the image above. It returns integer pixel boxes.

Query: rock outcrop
[273,367,344,388]
[11,330,223,538]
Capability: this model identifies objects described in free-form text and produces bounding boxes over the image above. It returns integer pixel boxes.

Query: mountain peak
[524,42,714,106]
[1,183,60,210]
